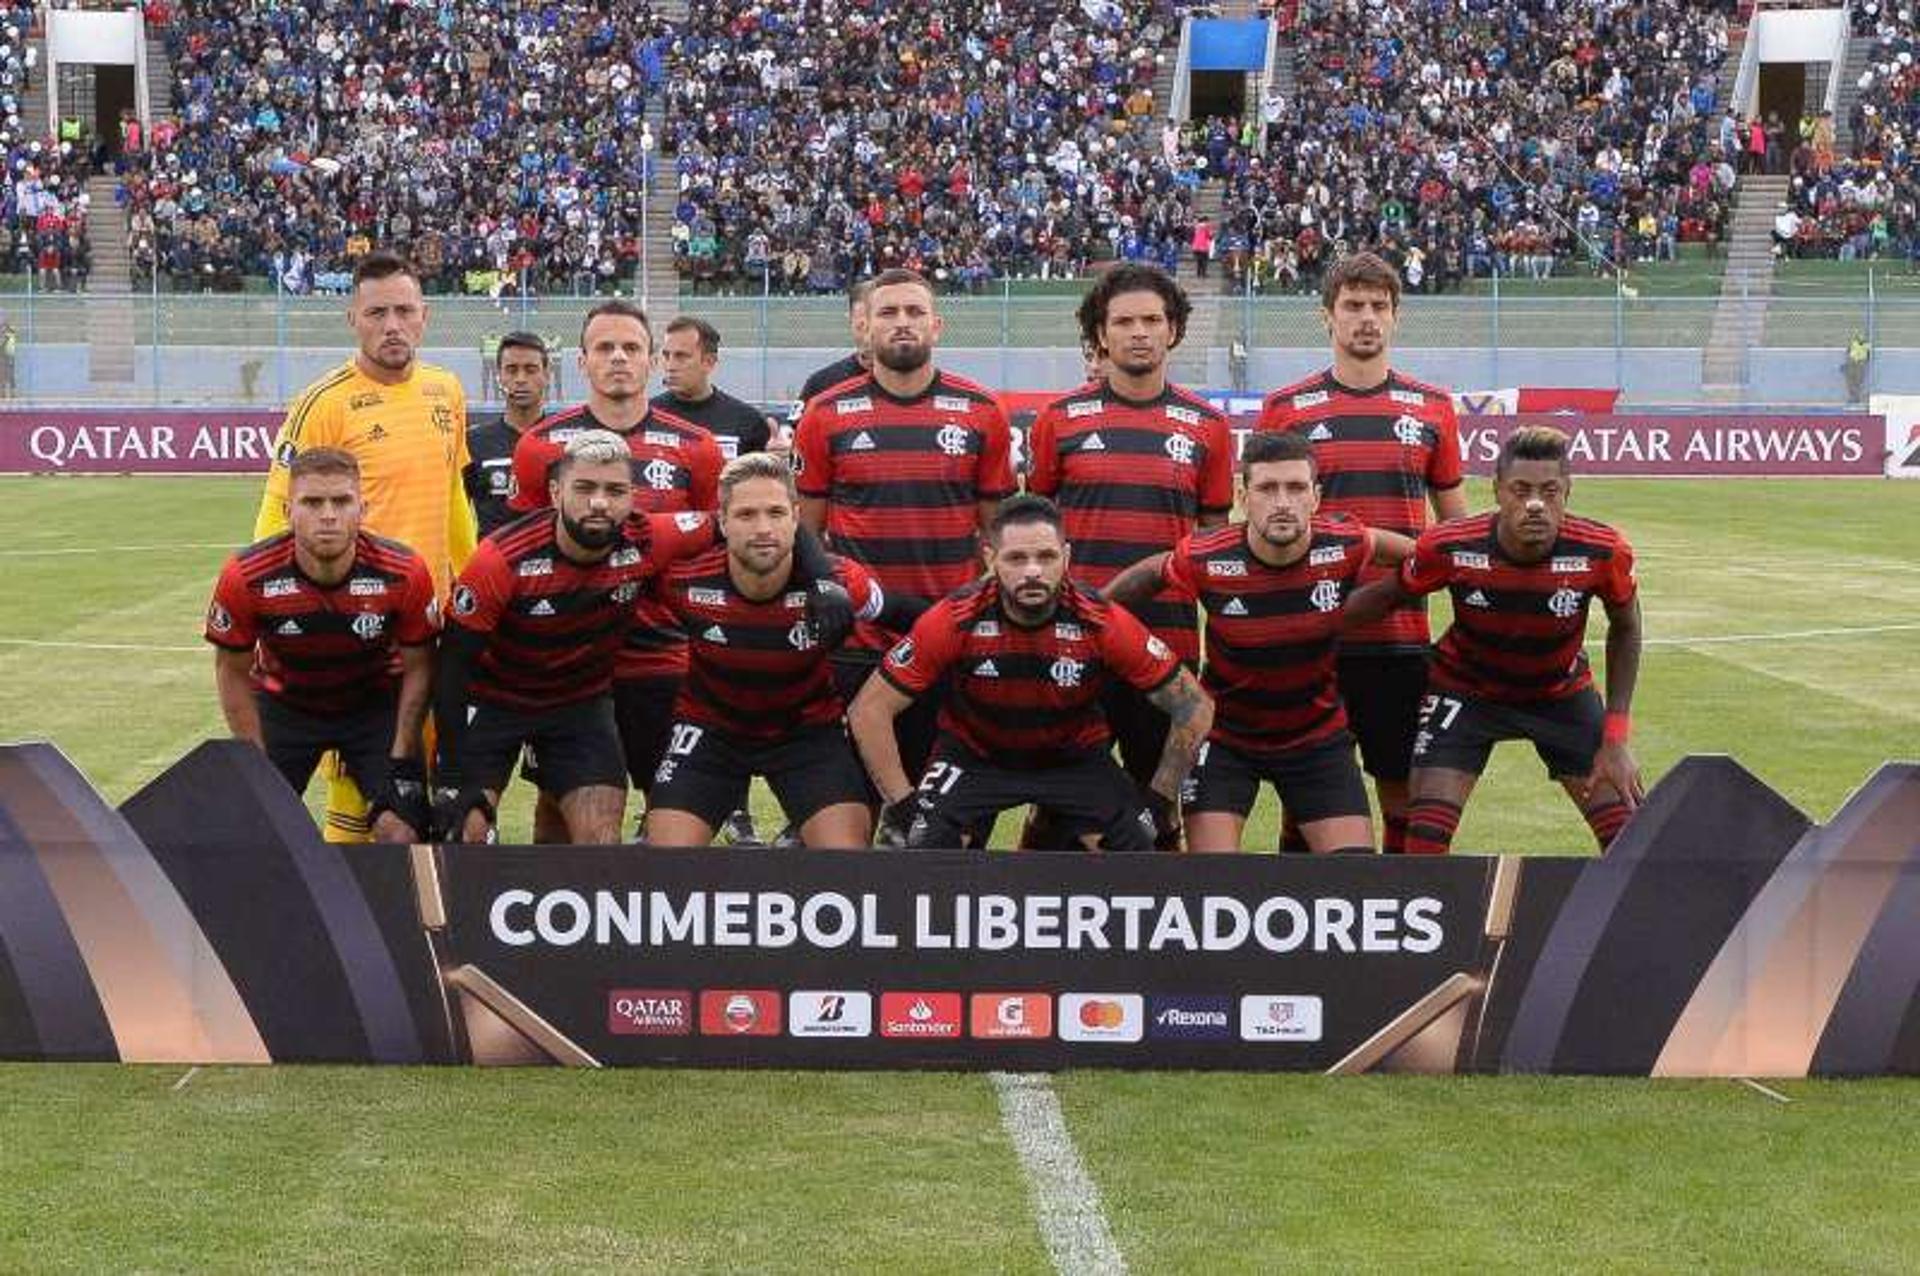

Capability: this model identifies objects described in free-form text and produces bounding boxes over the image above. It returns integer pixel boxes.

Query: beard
[562,511,622,551]
[874,337,932,373]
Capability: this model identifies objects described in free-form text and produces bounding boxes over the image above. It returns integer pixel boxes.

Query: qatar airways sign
[0,410,281,472]
[1453,413,1884,477]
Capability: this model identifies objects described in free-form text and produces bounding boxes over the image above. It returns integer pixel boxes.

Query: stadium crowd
[1222,0,1744,293]
[2,2,93,292]
[118,0,675,293]
[659,0,1195,294]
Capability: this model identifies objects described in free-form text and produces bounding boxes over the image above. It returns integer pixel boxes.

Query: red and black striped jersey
[1399,512,1637,704]
[507,402,726,681]
[206,531,438,715]
[1257,369,1463,652]
[880,580,1180,768]
[448,509,717,711]
[794,370,1015,653]
[1160,518,1371,756]
[655,550,885,743]
[1026,381,1233,664]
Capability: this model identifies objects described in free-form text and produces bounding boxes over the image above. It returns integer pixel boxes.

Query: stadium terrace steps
[1834,35,1874,153]
[143,27,175,119]
[83,175,136,383]
[1700,175,1789,395]
[85,175,132,294]
[20,36,47,137]
[641,0,688,306]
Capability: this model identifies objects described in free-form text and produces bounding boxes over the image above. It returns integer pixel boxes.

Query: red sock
[1404,797,1462,855]
[1585,799,1631,850]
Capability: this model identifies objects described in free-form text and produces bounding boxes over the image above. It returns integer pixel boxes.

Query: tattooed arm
[1144,667,1213,803]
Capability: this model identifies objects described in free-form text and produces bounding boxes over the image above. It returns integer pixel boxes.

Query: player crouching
[850,494,1212,851]
[1344,425,1645,854]
[643,454,925,848]
[206,448,438,841]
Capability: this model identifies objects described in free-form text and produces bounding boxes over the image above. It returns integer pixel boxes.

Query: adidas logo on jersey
[1221,597,1249,617]
[365,423,388,442]
[850,431,876,451]
[1307,423,1333,442]
[529,599,556,616]
[703,625,728,644]
[973,659,1000,678]
[1464,590,1492,608]
[1079,432,1106,451]
[275,619,302,636]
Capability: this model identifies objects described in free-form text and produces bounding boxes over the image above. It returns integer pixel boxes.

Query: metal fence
[4,272,1916,408]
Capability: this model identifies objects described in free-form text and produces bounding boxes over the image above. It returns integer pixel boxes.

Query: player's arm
[793,405,830,534]
[1365,527,1417,566]
[1346,529,1445,628]
[446,467,478,573]
[391,644,432,761]
[1430,484,1470,522]
[255,385,340,538]
[1197,414,1234,528]
[1104,552,1174,606]
[1145,667,1213,804]
[213,648,263,746]
[1587,588,1646,809]
[848,674,919,808]
[1428,400,1470,522]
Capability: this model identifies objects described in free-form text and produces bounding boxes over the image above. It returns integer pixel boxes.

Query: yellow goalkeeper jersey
[255,359,476,593]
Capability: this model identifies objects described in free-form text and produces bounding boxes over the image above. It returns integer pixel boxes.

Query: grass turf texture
[2,475,1916,1270]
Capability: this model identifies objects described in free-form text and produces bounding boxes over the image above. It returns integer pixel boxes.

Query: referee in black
[465,332,552,535]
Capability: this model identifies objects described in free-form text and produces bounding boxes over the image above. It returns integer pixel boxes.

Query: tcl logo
[607,988,691,1036]
[697,989,781,1037]
[969,993,1053,1041]
[879,992,963,1039]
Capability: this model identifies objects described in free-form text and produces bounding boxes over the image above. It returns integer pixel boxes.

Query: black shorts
[1182,733,1372,825]
[1412,686,1605,779]
[1337,651,1429,782]
[615,675,683,792]
[649,720,871,831]
[1099,678,1171,790]
[256,694,395,797]
[834,657,941,780]
[463,696,629,797]
[907,738,1154,853]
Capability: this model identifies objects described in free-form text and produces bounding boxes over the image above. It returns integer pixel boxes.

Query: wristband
[1603,711,1631,745]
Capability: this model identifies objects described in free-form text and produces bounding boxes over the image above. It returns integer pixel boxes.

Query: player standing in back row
[1026,264,1232,849]
[1257,252,1468,853]
[794,267,1016,787]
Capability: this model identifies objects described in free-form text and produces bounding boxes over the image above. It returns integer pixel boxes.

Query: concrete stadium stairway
[639,0,686,308]
[1700,174,1788,397]
[1834,34,1872,152]
[84,175,137,387]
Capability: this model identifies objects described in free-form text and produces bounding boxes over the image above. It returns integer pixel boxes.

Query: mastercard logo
[1059,993,1143,1043]
[1078,1000,1128,1030]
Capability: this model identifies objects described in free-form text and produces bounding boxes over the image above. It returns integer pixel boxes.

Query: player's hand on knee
[1587,742,1644,808]
[804,579,855,650]
[876,794,932,849]
[369,757,431,841]
[431,782,495,842]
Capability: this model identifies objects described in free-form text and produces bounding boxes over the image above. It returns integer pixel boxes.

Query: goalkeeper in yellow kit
[255,250,476,841]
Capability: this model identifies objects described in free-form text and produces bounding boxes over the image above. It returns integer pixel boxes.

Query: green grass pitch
[1,474,1917,1271]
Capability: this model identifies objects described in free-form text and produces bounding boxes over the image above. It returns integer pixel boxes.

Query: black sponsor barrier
[1,741,1917,1074]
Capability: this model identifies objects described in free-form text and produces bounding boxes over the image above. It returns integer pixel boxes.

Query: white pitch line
[1647,622,1920,648]
[0,638,204,653]
[0,543,233,557]
[170,1066,201,1092]
[991,1072,1128,1276]
[1736,1076,1794,1105]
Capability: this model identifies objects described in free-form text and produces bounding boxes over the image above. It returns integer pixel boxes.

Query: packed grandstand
[11,0,1919,296]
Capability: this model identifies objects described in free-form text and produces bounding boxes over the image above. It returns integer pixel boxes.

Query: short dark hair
[847,278,873,311]
[496,331,548,367]
[581,299,653,352]
[351,249,420,293]
[288,447,360,486]
[1320,251,1402,313]
[1240,430,1316,479]
[868,267,933,297]
[1077,263,1191,353]
[1497,425,1572,478]
[665,316,721,357]
[988,493,1063,542]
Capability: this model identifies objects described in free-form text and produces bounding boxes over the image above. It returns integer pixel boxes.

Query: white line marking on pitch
[1736,1077,1793,1105]
[0,638,203,653]
[171,1066,201,1092]
[992,1072,1128,1276]
[0,543,233,557]
[1647,623,1920,648]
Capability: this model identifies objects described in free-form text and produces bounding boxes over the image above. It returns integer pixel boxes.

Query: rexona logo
[1058,993,1144,1043]
[697,989,782,1037]
[1239,995,1323,1042]
[1146,995,1234,1042]
[788,991,873,1038]
[607,989,692,1036]
[879,992,963,1039]
[969,993,1053,1041]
